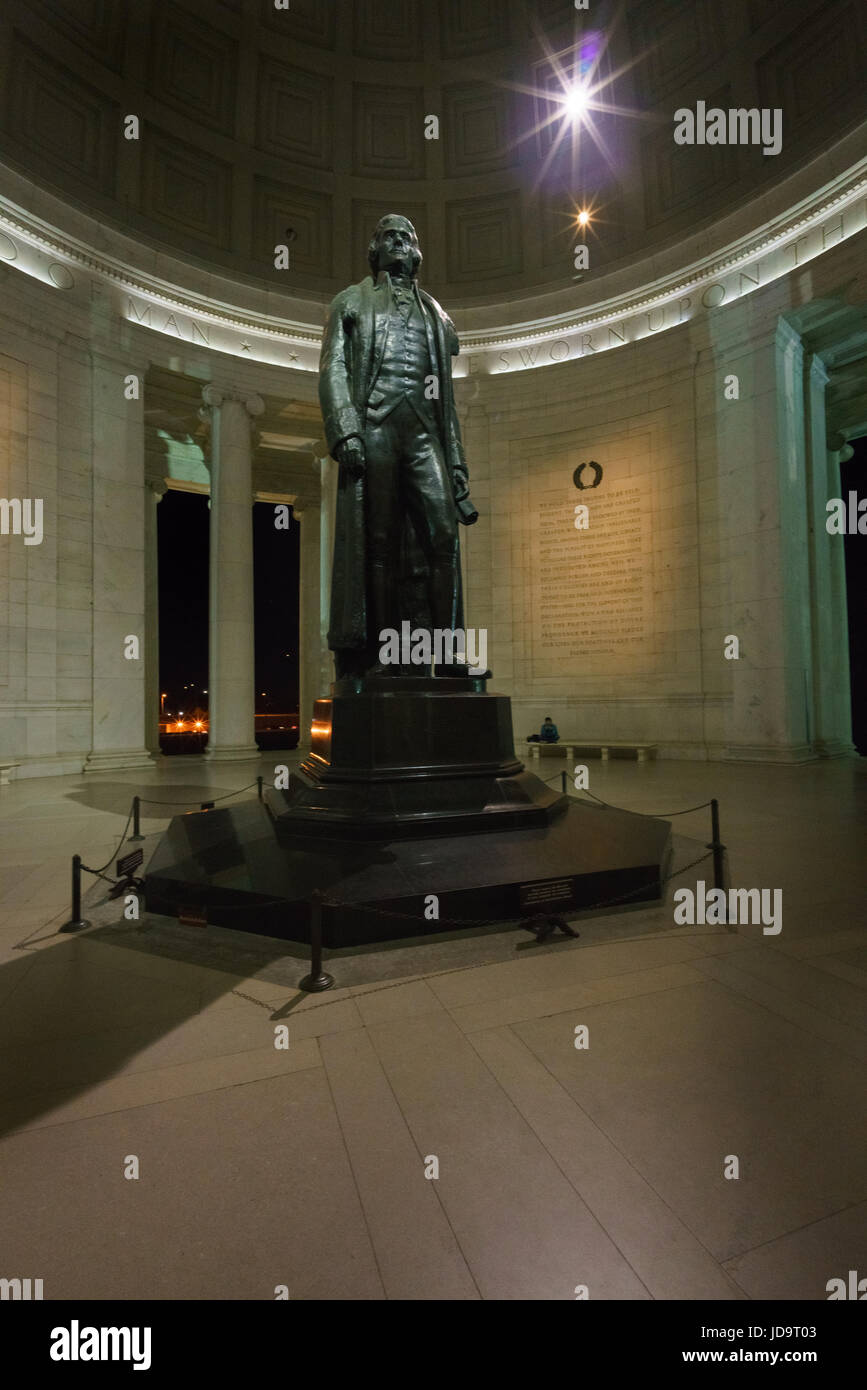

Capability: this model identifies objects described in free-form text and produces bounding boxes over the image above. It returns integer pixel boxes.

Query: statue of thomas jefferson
[319,214,478,678]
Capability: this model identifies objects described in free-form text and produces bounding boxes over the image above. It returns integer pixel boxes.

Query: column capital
[200,384,265,417]
[146,476,169,499]
[775,317,803,360]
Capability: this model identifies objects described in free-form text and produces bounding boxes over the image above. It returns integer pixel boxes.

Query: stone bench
[523,741,657,764]
[0,763,19,785]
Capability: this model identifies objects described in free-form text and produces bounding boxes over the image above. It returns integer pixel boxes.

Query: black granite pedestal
[266,673,566,838]
[145,799,671,947]
[144,675,672,948]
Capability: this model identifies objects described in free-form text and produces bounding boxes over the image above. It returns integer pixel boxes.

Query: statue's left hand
[335,436,366,480]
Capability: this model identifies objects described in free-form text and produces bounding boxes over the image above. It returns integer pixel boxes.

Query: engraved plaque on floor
[519,877,575,910]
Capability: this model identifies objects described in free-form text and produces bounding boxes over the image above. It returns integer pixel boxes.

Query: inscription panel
[531,481,660,677]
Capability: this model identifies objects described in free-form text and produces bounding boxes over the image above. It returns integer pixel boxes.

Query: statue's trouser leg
[364,418,402,647]
[401,420,459,634]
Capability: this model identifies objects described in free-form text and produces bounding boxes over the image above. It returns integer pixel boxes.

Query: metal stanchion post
[708,798,727,892]
[257,775,264,802]
[130,795,144,842]
[561,770,567,794]
[60,854,92,933]
[299,890,334,992]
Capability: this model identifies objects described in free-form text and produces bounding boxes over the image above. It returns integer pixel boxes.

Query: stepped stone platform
[145,674,671,947]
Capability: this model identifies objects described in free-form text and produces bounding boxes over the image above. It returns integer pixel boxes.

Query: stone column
[724,321,816,761]
[85,350,154,772]
[200,385,264,761]
[318,451,337,695]
[293,496,323,754]
[144,478,167,755]
[804,358,853,755]
[774,320,815,757]
[823,437,856,756]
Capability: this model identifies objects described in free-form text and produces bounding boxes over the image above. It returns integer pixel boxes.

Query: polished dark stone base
[266,676,567,839]
[144,798,672,948]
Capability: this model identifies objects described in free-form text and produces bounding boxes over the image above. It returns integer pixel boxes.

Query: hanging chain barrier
[47,776,266,938]
[136,777,263,808]
[542,770,715,818]
[48,768,728,998]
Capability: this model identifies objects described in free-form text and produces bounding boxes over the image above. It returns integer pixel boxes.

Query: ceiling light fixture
[563,83,590,122]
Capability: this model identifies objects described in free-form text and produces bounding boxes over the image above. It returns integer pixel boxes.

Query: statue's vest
[367,294,437,431]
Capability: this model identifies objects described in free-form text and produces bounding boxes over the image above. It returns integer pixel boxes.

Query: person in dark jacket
[539,716,559,742]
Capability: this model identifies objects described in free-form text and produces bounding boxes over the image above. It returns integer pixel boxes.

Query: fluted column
[318,452,338,696]
[805,358,853,755]
[293,497,323,755]
[144,478,167,755]
[85,349,154,773]
[200,385,264,761]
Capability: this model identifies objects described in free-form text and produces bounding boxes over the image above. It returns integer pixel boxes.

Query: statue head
[368,214,423,280]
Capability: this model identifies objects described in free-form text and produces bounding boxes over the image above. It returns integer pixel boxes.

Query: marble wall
[457,227,867,761]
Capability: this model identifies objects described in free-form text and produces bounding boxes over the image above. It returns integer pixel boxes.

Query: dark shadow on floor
[0,827,707,1140]
[60,779,262,818]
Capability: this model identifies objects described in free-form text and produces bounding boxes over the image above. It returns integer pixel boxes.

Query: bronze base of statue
[265,675,566,840]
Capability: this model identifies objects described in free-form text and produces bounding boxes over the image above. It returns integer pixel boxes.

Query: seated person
[539,716,559,743]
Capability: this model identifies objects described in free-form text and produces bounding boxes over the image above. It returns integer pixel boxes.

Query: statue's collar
[375,270,417,294]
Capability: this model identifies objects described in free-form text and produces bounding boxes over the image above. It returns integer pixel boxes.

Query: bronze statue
[319,214,478,678]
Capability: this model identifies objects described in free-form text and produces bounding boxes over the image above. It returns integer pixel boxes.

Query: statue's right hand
[336,437,366,479]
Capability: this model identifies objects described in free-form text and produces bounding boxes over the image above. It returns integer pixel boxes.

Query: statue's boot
[369,562,404,674]
[429,558,463,675]
[429,558,459,631]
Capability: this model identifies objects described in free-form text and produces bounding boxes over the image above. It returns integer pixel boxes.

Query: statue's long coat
[318,275,468,654]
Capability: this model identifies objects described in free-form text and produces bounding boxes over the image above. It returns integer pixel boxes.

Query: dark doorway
[253,501,300,750]
[157,489,210,754]
[840,436,867,755]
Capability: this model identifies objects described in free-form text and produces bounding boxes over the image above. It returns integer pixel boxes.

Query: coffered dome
[1,0,865,306]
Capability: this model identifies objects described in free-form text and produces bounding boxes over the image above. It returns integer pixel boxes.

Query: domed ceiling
[1,0,865,307]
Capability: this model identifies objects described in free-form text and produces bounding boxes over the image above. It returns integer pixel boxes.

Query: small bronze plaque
[117,847,144,877]
[519,877,574,910]
[178,905,207,927]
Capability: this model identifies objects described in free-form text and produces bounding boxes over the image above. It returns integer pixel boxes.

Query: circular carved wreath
[573,460,603,490]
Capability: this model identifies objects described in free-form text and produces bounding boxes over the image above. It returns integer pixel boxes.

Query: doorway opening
[253,501,300,751]
[157,489,210,754]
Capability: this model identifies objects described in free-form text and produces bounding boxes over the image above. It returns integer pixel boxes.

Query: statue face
[373,219,419,277]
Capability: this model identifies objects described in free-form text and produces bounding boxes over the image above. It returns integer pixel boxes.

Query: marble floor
[0,752,865,1300]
